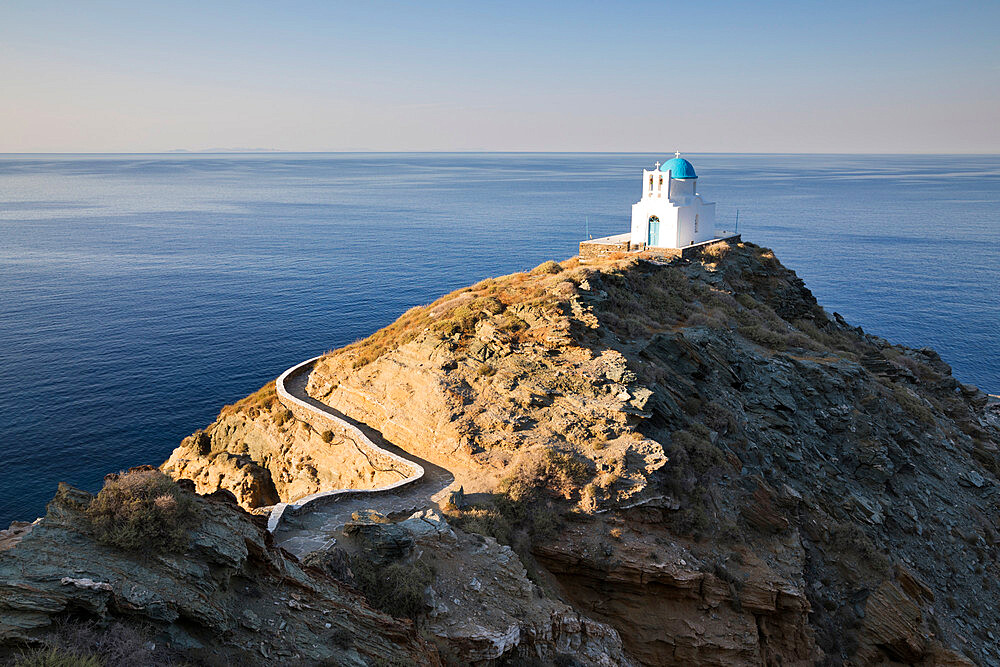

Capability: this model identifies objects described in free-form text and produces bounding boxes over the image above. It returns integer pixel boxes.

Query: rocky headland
[3,241,999,666]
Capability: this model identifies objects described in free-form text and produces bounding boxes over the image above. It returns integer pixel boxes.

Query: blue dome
[660,157,697,179]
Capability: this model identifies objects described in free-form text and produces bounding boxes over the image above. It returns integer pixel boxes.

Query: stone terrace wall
[579,233,632,259]
[580,233,741,261]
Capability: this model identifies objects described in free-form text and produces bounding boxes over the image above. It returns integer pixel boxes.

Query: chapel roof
[660,157,697,179]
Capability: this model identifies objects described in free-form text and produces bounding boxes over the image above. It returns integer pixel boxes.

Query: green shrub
[85,467,197,553]
[347,554,433,619]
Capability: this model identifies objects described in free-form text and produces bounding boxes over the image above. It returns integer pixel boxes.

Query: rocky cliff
[4,241,999,666]
[298,242,1000,665]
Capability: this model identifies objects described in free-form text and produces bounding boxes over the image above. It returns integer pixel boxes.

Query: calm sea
[1,153,998,524]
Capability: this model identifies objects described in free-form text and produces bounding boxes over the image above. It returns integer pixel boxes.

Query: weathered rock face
[0,483,440,666]
[162,394,404,510]
[331,509,635,666]
[535,520,818,665]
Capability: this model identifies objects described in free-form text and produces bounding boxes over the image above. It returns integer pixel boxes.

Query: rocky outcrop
[535,519,817,665]
[162,390,405,510]
[333,509,634,666]
[146,242,999,665]
[294,244,1000,665]
[0,482,440,665]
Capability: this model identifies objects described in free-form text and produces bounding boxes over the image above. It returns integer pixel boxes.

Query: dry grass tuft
[217,381,277,419]
[702,241,731,261]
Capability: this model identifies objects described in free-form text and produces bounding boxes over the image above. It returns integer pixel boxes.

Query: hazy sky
[2,1,998,153]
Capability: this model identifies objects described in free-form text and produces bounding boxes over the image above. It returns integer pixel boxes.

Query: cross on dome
[675,151,681,158]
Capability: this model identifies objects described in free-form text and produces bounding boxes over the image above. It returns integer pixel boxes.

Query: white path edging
[266,355,425,533]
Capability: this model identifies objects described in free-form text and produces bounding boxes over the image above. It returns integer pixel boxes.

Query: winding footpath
[268,357,455,557]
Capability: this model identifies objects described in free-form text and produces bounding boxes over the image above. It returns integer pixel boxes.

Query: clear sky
[2,1,998,153]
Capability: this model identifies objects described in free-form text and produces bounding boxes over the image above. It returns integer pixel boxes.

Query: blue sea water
[1,153,998,524]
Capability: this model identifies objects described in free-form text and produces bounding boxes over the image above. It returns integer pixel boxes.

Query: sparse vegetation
[85,466,197,552]
[13,649,102,667]
[217,380,277,419]
[891,382,936,425]
[449,449,590,547]
[530,260,564,275]
[14,620,175,667]
[828,522,890,578]
[702,241,730,261]
[660,426,728,538]
[340,263,570,368]
[273,408,293,427]
[347,554,433,619]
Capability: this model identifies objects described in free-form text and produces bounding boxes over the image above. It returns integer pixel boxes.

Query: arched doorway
[647,215,660,246]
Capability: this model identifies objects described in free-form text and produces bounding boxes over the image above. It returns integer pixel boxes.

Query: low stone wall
[579,233,632,259]
[266,356,425,532]
[580,233,741,260]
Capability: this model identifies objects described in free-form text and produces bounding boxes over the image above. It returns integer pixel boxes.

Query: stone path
[270,358,455,557]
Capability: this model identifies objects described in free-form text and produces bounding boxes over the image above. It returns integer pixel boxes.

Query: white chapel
[630,152,717,249]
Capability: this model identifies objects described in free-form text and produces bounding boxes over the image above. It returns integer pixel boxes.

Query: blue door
[647,216,660,246]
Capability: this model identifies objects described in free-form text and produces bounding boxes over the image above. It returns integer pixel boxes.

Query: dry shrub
[500,449,590,501]
[530,260,564,275]
[449,449,585,546]
[13,649,102,667]
[686,311,728,329]
[347,554,433,619]
[273,407,293,427]
[320,429,335,443]
[595,265,699,336]
[702,241,730,261]
[85,466,197,553]
[20,619,177,667]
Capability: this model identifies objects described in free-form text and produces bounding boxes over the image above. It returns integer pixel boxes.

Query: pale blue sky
[2,1,998,152]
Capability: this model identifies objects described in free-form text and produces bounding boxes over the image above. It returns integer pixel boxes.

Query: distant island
[165,147,285,153]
